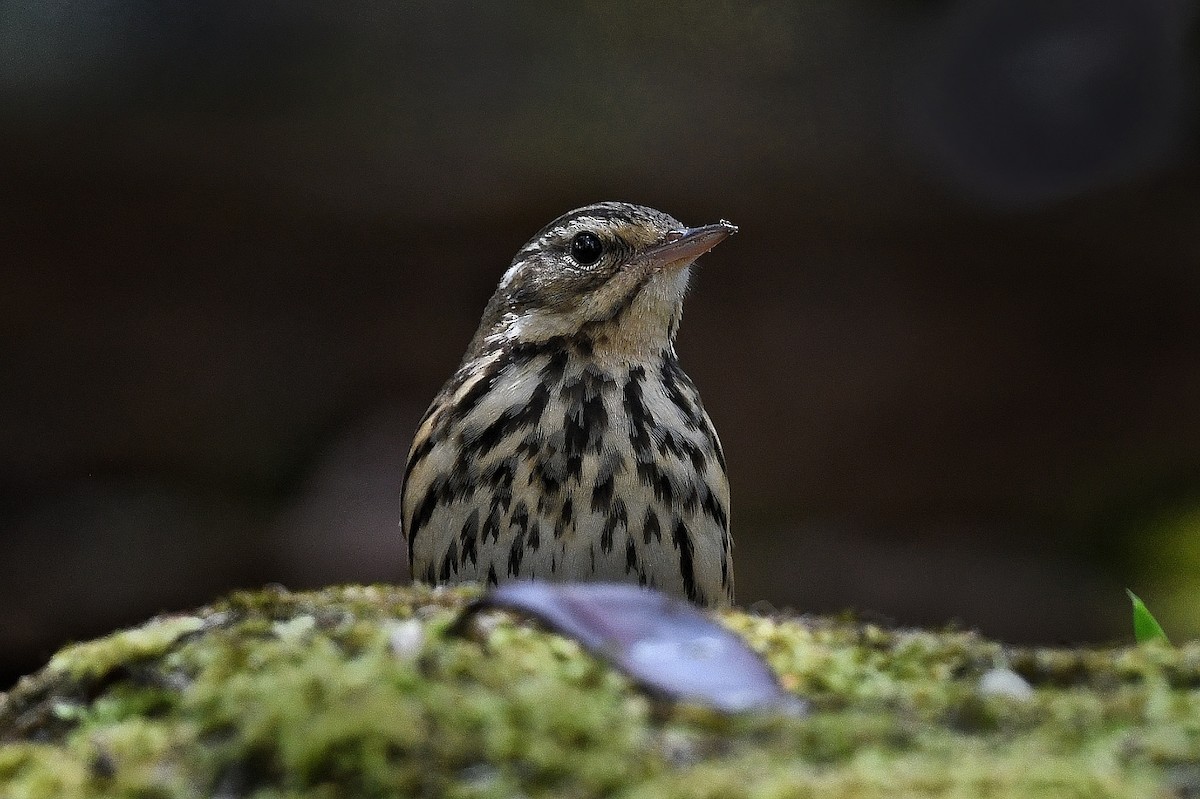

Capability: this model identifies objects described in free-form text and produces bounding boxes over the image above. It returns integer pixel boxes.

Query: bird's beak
[642,220,738,270]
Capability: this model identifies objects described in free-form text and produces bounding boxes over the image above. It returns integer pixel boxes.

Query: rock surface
[2,584,1198,798]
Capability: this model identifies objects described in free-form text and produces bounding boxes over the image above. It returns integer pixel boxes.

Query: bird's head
[470,202,736,362]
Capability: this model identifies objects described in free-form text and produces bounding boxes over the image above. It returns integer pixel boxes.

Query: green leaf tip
[1126,589,1170,645]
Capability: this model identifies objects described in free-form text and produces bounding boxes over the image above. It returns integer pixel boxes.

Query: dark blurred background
[3,1,1200,686]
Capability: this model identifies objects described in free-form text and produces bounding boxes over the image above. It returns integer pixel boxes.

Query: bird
[401,202,736,607]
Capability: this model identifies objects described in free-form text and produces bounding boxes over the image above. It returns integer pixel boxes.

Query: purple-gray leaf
[454,582,806,715]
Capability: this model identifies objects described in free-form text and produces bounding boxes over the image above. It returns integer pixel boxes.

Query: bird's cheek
[582,269,642,316]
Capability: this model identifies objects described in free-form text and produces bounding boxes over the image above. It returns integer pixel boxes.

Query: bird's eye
[570,231,604,265]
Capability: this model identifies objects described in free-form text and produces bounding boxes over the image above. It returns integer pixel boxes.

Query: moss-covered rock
[1,584,1198,798]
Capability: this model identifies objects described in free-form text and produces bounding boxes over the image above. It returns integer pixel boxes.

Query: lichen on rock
[1,583,1198,798]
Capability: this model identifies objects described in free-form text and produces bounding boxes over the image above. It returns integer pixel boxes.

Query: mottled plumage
[401,202,735,606]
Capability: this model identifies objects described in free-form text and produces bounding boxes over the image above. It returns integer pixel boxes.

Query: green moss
[2,584,1199,798]
[49,615,207,682]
